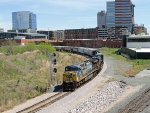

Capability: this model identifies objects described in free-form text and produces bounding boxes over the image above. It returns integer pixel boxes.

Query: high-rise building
[106,1,115,28]
[115,0,135,33]
[106,1,115,39]
[12,11,37,31]
[97,11,106,28]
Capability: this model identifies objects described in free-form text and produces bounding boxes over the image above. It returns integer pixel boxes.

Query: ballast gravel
[67,81,127,113]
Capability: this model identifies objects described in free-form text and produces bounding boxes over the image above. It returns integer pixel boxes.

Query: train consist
[54,46,104,91]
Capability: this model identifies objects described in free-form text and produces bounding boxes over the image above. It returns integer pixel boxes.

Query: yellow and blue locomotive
[63,54,103,91]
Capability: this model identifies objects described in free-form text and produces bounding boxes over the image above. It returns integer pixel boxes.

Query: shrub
[37,43,56,55]
[0,43,55,55]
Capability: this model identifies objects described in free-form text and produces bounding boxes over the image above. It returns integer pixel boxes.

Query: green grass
[101,48,150,77]
[0,44,86,112]
[0,43,56,56]
[101,48,129,61]
[0,43,56,112]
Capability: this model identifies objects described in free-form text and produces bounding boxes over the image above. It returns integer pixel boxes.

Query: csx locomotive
[54,46,104,91]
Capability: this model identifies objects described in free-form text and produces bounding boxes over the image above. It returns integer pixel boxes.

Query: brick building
[63,39,122,48]
[64,28,98,39]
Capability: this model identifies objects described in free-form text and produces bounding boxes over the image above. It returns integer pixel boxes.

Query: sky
[0,0,150,33]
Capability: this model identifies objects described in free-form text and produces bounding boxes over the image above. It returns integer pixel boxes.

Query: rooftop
[129,34,150,38]
[130,48,150,53]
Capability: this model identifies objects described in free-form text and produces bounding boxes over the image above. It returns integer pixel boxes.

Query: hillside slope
[0,48,86,112]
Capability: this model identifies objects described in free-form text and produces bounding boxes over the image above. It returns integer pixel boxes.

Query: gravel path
[67,81,129,113]
[104,56,150,113]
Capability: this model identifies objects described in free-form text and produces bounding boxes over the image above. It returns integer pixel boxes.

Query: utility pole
[47,52,57,91]
[48,27,49,40]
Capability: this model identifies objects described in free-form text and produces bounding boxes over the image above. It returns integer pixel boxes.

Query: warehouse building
[64,28,98,39]
[121,35,150,59]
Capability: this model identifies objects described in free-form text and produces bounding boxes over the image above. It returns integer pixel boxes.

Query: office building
[106,1,115,38]
[106,1,115,28]
[12,11,37,31]
[97,11,106,28]
[115,0,135,34]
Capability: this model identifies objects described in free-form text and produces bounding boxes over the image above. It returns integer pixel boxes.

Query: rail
[17,92,71,113]
[118,88,150,113]
[14,46,103,113]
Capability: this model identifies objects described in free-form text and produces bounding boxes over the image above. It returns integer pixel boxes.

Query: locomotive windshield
[65,65,81,71]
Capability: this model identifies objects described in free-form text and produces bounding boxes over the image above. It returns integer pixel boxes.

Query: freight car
[54,46,100,57]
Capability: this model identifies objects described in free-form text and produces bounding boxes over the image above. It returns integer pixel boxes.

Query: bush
[0,43,55,56]
[37,43,56,55]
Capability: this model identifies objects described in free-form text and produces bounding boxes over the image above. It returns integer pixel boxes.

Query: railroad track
[17,92,71,113]
[16,71,101,113]
[118,88,150,113]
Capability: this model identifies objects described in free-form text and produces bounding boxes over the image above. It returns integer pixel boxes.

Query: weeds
[0,42,56,56]
[0,45,86,112]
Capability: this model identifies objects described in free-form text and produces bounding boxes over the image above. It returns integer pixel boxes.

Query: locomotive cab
[63,65,81,91]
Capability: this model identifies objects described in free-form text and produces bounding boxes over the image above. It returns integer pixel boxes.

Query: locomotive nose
[63,72,76,91]
[66,73,73,78]
[63,72,75,82]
